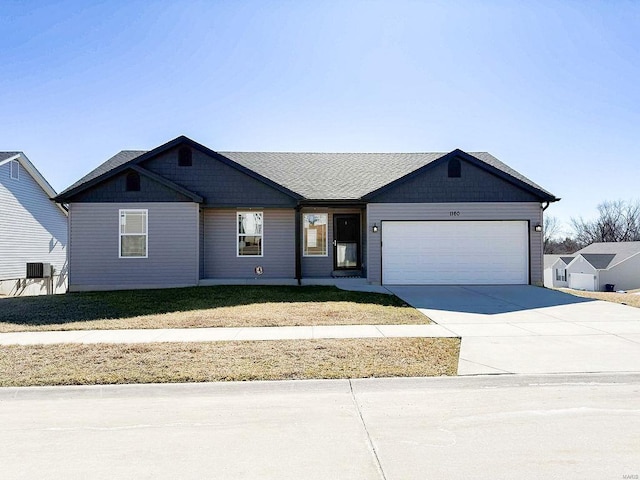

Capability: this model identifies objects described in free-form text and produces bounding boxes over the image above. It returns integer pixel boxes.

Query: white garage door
[568,273,596,291]
[382,221,529,285]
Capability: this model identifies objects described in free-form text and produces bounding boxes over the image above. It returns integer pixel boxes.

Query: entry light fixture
[372,223,379,233]
[534,224,542,232]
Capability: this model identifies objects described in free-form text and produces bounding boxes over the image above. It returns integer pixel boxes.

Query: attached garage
[568,272,597,291]
[381,220,529,285]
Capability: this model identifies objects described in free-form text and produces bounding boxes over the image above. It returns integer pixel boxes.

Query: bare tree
[543,215,561,253]
[571,200,640,245]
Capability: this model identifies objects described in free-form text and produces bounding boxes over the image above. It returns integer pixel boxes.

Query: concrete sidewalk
[0,323,457,346]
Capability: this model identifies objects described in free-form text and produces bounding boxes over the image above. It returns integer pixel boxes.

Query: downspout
[294,204,302,286]
[541,201,549,211]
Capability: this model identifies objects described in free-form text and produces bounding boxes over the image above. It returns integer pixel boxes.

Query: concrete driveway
[387,285,640,375]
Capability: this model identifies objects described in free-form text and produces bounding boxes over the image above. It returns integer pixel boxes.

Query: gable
[65,168,198,203]
[141,147,298,207]
[367,155,541,203]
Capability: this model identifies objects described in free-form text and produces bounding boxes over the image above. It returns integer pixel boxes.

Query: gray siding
[142,148,297,207]
[369,159,540,203]
[366,203,544,285]
[69,202,199,291]
[203,209,295,278]
[0,159,67,288]
[67,170,194,203]
[301,208,366,277]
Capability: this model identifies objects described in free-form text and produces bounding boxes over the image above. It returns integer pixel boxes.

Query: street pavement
[388,285,640,375]
[1,374,638,479]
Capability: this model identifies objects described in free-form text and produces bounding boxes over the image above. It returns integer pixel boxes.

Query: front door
[333,214,360,270]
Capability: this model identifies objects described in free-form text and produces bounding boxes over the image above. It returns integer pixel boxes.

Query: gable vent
[448,158,461,178]
[178,147,192,167]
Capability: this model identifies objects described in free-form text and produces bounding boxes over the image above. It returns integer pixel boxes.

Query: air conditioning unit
[26,263,51,279]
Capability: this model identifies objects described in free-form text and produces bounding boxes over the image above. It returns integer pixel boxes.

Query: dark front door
[333,214,360,270]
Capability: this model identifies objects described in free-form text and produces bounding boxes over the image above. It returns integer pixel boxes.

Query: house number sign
[449,211,461,217]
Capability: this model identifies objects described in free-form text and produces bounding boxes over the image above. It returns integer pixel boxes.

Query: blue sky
[2,0,639,234]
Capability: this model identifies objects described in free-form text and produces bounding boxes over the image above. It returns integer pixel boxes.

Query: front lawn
[560,288,640,308]
[0,337,459,386]
[0,285,427,332]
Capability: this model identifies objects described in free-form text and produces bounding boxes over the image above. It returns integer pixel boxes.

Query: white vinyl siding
[0,158,67,286]
[381,220,529,285]
[119,209,148,258]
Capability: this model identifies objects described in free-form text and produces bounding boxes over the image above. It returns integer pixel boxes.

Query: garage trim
[380,219,531,285]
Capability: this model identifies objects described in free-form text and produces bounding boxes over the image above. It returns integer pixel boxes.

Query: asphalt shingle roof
[580,253,617,270]
[0,152,21,162]
[59,145,555,201]
[61,150,146,194]
[576,241,640,268]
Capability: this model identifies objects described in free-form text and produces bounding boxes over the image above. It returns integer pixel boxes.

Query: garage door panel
[382,221,528,285]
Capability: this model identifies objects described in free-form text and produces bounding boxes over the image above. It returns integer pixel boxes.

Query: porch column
[294,205,302,285]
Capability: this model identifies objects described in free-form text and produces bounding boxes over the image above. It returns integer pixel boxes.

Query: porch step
[331,270,363,278]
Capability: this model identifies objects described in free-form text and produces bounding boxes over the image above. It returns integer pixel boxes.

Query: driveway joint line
[568,322,640,344]
[348,379,387,480]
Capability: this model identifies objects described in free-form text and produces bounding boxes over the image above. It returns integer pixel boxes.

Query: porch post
[294,205,302,285]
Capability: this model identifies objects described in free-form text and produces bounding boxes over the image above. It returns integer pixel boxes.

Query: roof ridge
[217,151,490,155]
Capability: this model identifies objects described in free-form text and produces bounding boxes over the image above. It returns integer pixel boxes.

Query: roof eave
[56,136,304,202]
[5,152,68,216]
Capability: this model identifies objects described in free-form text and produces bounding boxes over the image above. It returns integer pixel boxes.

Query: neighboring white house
[0,152,68,296]
[543,254,574,288]
[565,241,640,292]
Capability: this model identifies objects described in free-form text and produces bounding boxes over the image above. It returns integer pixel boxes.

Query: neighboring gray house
[543,254,574,288]
[55,136,558,292]
[0,152,68,296]
[565,242,640,291]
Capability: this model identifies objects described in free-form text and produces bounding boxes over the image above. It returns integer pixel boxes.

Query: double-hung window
[119,209,148,258]
[303,213,328,256]
[238,212,263,256]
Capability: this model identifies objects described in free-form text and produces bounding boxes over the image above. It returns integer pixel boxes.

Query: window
[178,147,192,166]
[238,211,263,256]
[556,268,566,282]
[448,158,461,178]
[126,171,141,191]
[119,209,148,258]
[303,213,328,256]
[10,160,19,180]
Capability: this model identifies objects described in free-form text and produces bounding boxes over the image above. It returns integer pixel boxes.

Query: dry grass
[0,338,460,387]
[560,288,640,308]
[0,285,427,332]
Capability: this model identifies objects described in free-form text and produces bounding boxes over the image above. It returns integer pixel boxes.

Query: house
[0,152,68,296]
[54,136,558,292]
[543,254,574,288]
[565,242,640,291]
